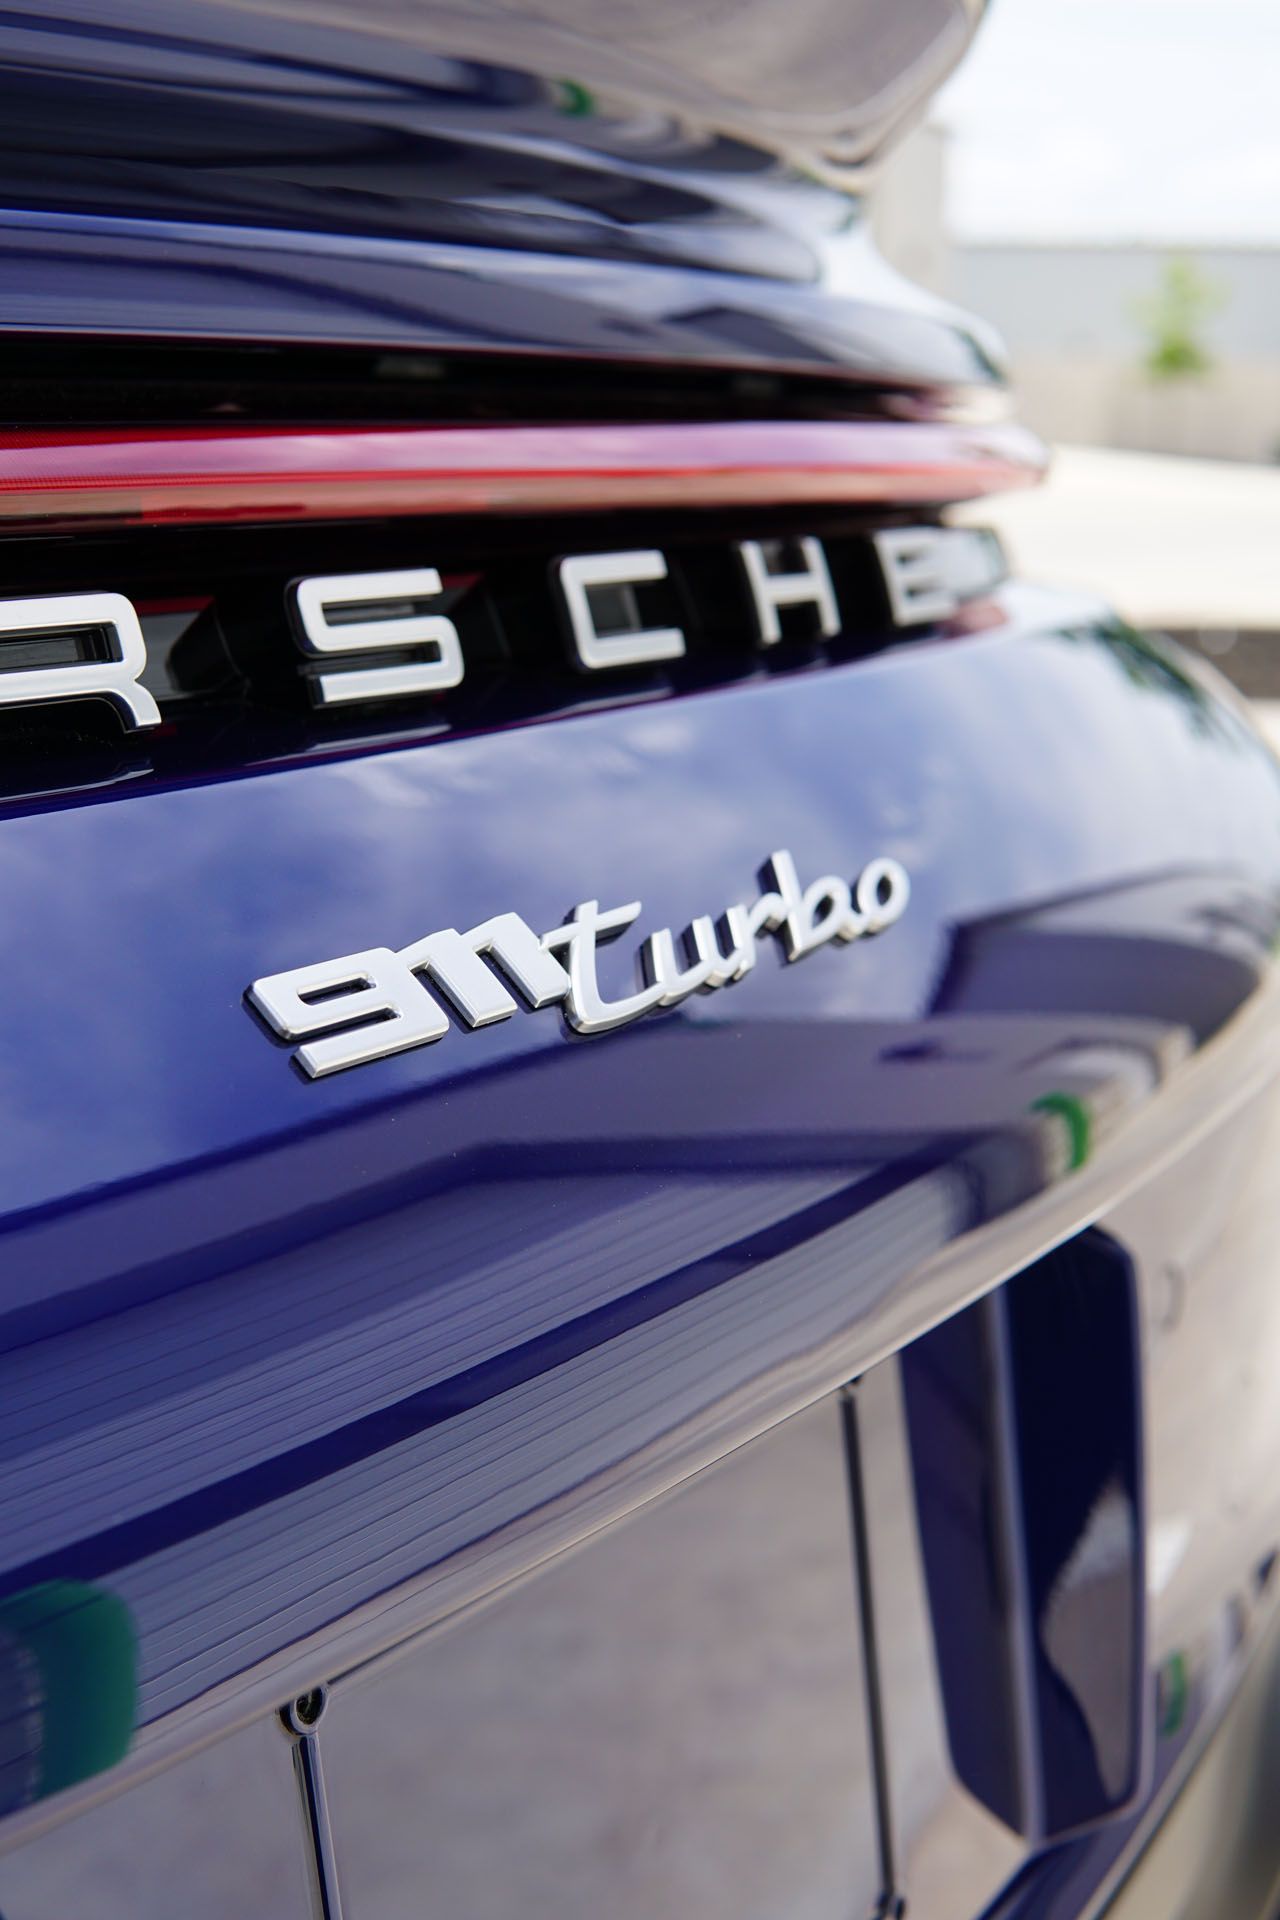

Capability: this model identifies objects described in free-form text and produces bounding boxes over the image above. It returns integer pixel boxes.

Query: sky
[935,0,1280,244]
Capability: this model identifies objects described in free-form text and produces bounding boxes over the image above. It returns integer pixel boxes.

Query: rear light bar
[0,419,1046,530]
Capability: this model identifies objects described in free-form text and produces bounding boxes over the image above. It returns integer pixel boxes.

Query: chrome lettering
[737,538,840,645]
[247,947,449,1079]
[0,593,160,731]
[542,899,667,1033]
[291,568,465,706]
[400,913,571,1027]
[249,851,911,1078]
[871,526,1005,628]
[557,551,686,670]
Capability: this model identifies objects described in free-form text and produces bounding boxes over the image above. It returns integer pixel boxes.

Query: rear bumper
[1097,1592,1280,1920]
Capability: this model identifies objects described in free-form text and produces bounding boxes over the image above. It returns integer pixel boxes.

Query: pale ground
[957,443,1280,747]
[957,444,1280,634]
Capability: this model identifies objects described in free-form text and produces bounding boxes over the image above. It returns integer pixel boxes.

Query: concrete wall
[868,122,951,297]
[998,355,1280,462]
[954,245,1280,460]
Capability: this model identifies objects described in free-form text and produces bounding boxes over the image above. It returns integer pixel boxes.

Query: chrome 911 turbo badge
[248,849,909,1078]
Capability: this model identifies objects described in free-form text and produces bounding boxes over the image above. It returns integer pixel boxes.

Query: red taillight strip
[0,419,1046,529]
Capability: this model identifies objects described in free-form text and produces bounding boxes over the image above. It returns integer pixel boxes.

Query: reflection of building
[954,245,1280,462]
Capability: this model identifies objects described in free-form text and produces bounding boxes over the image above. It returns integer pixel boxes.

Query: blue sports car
[0,4,1277,1917]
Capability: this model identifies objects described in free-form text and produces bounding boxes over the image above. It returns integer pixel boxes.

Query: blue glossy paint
[903,1231,1146,1844]
[0,586,1277,1777]
[0,596,1273,1319]
[0,204,1005,387]
[0,0,976,192]
[0,8,1002,383]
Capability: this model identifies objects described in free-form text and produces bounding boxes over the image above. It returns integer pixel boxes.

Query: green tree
[1133,257,1226,381]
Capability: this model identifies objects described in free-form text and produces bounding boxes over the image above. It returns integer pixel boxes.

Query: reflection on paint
[0,1583,136,1816]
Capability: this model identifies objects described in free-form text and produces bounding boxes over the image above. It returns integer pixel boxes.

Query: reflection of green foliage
[554,78,596,117]
[1157,1651,1188,1737]
[1132,258,1225,382]
[1068,621,1242,748]
[1032,1091,1091,1169]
